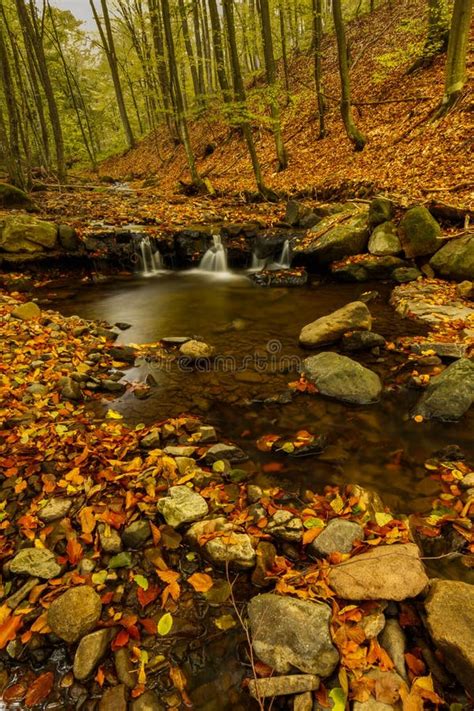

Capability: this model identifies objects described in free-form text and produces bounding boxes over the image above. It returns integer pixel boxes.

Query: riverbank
[0,288,473,710]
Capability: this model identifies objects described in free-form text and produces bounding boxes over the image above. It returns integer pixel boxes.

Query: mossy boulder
[368,197,394,227]
[0,183,37,211]
[399,207,441,258]
[331,255,407,281]
[0,215,57,252]
[300,210,370,266]
[430,235,474,281]
[58,224,80,251]
[368,221,402,256]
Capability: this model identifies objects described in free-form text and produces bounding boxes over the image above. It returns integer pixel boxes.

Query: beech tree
[434,0,473,117]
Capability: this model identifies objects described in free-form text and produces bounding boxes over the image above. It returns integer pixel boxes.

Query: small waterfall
[199,234,228,272]
[278,240,291,269]
[135,235,164,276]
[249,252,267,272]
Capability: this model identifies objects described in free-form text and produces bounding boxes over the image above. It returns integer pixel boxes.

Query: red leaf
[137,585,160,608]
[111,629,129,650]
[25,672,54,707]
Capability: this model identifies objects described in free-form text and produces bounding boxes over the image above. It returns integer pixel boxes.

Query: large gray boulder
[328,543,428,601]
[0,215,57,252]
[368,197,394,227]
[304,211,370,265]
[430,235,474,281]
[299,301,372,348]
[424,579,474,695]
[157,486,208,527]
[368,222,402,256]
[48,585,102,643]
[414,358,474,421]
[302,352,382,404]
[399,206,441,258]
[248,594,339,676]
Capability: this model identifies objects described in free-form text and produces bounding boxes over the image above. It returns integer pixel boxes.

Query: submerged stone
[302,352,382,404]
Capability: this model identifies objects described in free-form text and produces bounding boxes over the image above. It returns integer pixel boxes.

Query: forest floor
[91,0,473,209]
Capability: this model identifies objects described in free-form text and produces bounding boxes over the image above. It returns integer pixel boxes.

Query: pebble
[73,629,112,680]
[48,586,102,643]
[10,548,61,579]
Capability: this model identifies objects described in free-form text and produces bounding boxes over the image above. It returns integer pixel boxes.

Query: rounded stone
[10,548,61,579]
[48,585,102,643]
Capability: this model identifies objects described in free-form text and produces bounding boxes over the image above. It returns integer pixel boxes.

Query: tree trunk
[161,0,203,188]
[0,19,25,187]
[434,0,473,117]
[312,0,326,138]
[222,0,273,199]
[148,0,177,137]
[278,0,290,103]
[90,0,136,149]
[177,0,202,106]
[207,0,232,103]
[332,0,366,151]
[259,0,287,170]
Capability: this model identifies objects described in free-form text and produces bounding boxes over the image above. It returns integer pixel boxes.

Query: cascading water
[250,239,292,272]
[199,234,228,273]
[278,239,291,269]
[249,253,267,271]
[135,235,164,276]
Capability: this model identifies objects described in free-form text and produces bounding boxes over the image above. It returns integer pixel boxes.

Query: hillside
[99,0,473,207]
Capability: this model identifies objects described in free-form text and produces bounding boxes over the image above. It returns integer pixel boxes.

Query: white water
[279,239,291,268]
[199,234,228,273]
[137,235,164,276]
[249,253,267,271]
[251,239,292,272]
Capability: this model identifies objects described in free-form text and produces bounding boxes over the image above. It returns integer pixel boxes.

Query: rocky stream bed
[0,190,474,711]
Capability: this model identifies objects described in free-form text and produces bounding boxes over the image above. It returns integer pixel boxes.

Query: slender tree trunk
[192,1,206,98]
[16,0,66,181]
[312,0,326,138]
[332,0,366,150]
[0,21,25,187]
[259,0,287,170]
[434,0,473,117]
[177,0,202,106]
[148,0,177,137]
[278,0,290,103]
[90,0,136,149]
[207,0,232,103]
[161,0,203,188]
[222,0,273,198]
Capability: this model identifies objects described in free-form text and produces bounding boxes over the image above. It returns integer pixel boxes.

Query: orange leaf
[0,613,23,649]
[187,572,213,593]
[25,672,54,707]
[66,537,83,565]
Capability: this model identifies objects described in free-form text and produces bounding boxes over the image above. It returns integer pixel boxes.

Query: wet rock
[457,280,473,299]
[140,429,161,449]
[11,301,41,320]
[179,340,215,359]
[61,377,82,401]
[197,425,217,443]
[368,197,394,227]
[293,692,314,711]
[6,577,39,609]
[161,336,192,346]
[393,267,422,283]
[251,268,308,287]
[329,543,428,601]
[303,210,370,265]
[58,225,79,252]
[0,215,57,252]
[73,628,112,680]
[114,647,135,688]
[361,610,386,639]
[248,674,320,699]
[187,517,256,569]
[252,541,277,587]
[48,585,102,643]
[10,548,61,579]
[424,579,474,695]
[309,519,364,557]
[102,379,126,393]
[331,255,407,282]
[204,442,248,464]
[380,619,407,680]
[0,182,37,210]
[157,486,209,527]
[248,594,339,676]
[286,200,319,228]
[37,498,72,522]
[414,358,474,420]
[131,690,164,710]
[99,684,128,711]
[108,345,136,363]
[408,340,469,359]
[342,331,385,352]
[430,235,474,281]
[121,520,150,548]
[302,352,382,405]
[399,207,441,258]
[164,445,195,457]
[115,322,132,330]
[98,524,122,553]
[266,510,303,542]
[299,301,372,348]
[368,222,401,256]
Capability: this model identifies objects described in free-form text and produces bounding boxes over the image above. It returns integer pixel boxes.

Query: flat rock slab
[424,579,474,695]
[248,593,339,676]
[10,548,61,579]
[157,485,208,527]
[187,517,256,570]
[302,352,382,405]
[309,518,364,557]
[248,674,319,698]
[328,543,428,601]
[299,300,372,348]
